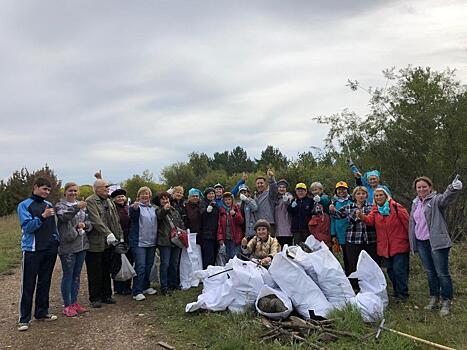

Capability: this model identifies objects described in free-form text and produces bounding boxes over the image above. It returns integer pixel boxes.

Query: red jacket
[217,205,244,245]
[308,213,331,248]
[362,200,410,258]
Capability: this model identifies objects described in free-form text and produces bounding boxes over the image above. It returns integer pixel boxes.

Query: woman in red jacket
[217,192,244,262]
[357,187,410,300]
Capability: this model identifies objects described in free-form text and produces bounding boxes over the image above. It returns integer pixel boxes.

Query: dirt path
[0,262,170,350]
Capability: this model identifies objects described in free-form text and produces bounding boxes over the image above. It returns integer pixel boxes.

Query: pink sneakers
[72,303,88,314]
[63,305,78,317]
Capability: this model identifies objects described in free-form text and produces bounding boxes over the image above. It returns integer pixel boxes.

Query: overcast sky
[1,0,466,185]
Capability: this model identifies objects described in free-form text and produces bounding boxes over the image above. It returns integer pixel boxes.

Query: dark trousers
[85,248,113,302]
[114,250,133,294]
[201,239,218,269]
[384,252,410,298]
[345,242,379,289]
[293,231,309,245]
[276,236,293,247]
[19,248,57,323]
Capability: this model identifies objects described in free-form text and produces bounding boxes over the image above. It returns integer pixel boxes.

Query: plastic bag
[348,250,388,307]
[269,251,332,319]
[215,249,227,266]
[180,232,204,290]
[113,254,137,282]
[149,252,159,284]
[255,285,293,320]
[350,292,385,322]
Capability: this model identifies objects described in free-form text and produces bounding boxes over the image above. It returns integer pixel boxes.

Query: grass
[148,244,466,350]
[0,214,465,349]
[0,215,21,275]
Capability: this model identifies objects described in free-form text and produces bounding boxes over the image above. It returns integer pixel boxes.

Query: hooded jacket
[217,204,244,245]
[409,184,459,252]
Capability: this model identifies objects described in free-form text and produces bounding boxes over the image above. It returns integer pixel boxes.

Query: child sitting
[241,219,281,266]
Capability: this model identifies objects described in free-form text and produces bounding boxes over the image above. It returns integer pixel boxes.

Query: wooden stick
[382,327,456,350]
[157,341,176,350]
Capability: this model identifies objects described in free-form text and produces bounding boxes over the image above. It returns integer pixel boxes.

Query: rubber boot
[439,299,451,317]
[424,296,439,310]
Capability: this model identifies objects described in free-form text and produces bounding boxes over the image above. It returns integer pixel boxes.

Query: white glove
[207,205,213,213]
[313,195,321,203]
[106,233,118,245]
[219,244,226,255]
[452,176,462,190]
[287,193,294,201]
[167,187,174,195]
[282,194,289,202]
[239,193,248,202]
[291,200,297,208]
[78,228,85,236]
[346,157,354,167]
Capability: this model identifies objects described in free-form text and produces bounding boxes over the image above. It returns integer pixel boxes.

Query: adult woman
[200,188,219,268]
[274,179,293,247]
[347,159,391,203]
[111,188,132,295]
[185,188,204,238]
[357,188,410,300]
[171,186,187,224]
[330,186,378,289]
[287,183,313,245]
[217,192,244,261]
[157,191,185,295]
[409,175,462,316]
[129,187,158,301]
[238,184,258,240]
[241,219,281,267]
[55,182,92,317]
[308,182,331,248]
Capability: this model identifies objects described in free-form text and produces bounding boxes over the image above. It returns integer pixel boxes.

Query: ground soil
[0,262,171,350]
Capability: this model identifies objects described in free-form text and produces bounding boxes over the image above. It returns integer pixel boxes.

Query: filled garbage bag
[269,251,332,319]
[255,285,293,320]
[113,254,137,282]
[348,250,388,307]
[350,292,385,322]
[180,232,203,290]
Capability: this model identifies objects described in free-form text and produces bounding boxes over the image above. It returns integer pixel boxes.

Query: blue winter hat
[364,170,381,180]
[188,188,203,198]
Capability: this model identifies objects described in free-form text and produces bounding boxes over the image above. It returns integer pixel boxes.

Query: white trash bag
[348,250,388,307]
[350,292,385,322]
[114,254,137,282]
[180,232,204,290]
[269,251,332,319]
[255,285,293,320]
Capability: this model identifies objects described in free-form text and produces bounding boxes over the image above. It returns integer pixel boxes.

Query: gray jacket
[409,184,460,252]
[240,197,258,238]
[55,199,92,255]
[254,177,278,224]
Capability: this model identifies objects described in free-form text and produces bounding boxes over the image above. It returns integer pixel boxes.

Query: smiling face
[256,178,266,193]
[138,190,151,205]
[368,175,380,188]
[295,188,306,199]
[206,191,215,201]
[311,187,322,196]
[65,185,79,202]
[214,187,223,197]
[114,194,126,205]
[34,185,51,199]
[278,184,287,195]
[374,190,387,206]
[173,189,183,201]
[188,194,199,204]
[256,226,269,241]
[160,196,171,206]
[416,180,432,199]
[223,197,233,207]
[336,187,348,198]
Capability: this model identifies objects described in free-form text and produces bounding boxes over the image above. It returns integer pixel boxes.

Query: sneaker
[424,296,439,310]
[63,306,78,317]
[90,301,102,308]
[143,288,157,295]
[102,298,116,304]
[133,293,146,301]
[37,314,58,321]
[72,303,88,314]
[18,323,29,332]
[439,299,451,317]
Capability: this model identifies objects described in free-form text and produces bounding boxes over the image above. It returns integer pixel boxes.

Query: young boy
[241,219,281,267]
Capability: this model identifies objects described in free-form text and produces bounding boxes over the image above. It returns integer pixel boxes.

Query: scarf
[377,200,390,216]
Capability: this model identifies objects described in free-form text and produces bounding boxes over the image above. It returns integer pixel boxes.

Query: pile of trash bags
[185,235,388,322]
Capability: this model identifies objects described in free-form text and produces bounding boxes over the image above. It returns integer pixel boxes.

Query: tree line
[1,66,465,239]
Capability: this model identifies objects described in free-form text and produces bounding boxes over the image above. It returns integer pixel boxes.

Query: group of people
[16,163,463,332]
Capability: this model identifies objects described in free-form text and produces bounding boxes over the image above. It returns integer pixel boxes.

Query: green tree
[122,170,166,201]
[255,145,289,172]
[227,146,255,174]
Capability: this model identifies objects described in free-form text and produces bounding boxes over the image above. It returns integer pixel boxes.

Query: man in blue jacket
[17,178,59,331]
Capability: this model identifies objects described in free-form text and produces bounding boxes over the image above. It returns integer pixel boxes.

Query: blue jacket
[17,194,59,252]
[330,196,352,245]
[350,165,391,203]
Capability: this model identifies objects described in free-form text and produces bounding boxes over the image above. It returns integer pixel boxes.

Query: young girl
[217,192,244,261]
[56,182,92,317]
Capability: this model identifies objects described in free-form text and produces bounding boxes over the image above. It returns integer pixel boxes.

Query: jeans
[159,245,181,291]
[384,252,409,298]
[132,246,156,296]
[416,239,453,300]
[225,239,241,262]
[59,250,86,306]
[19,247,57,323]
